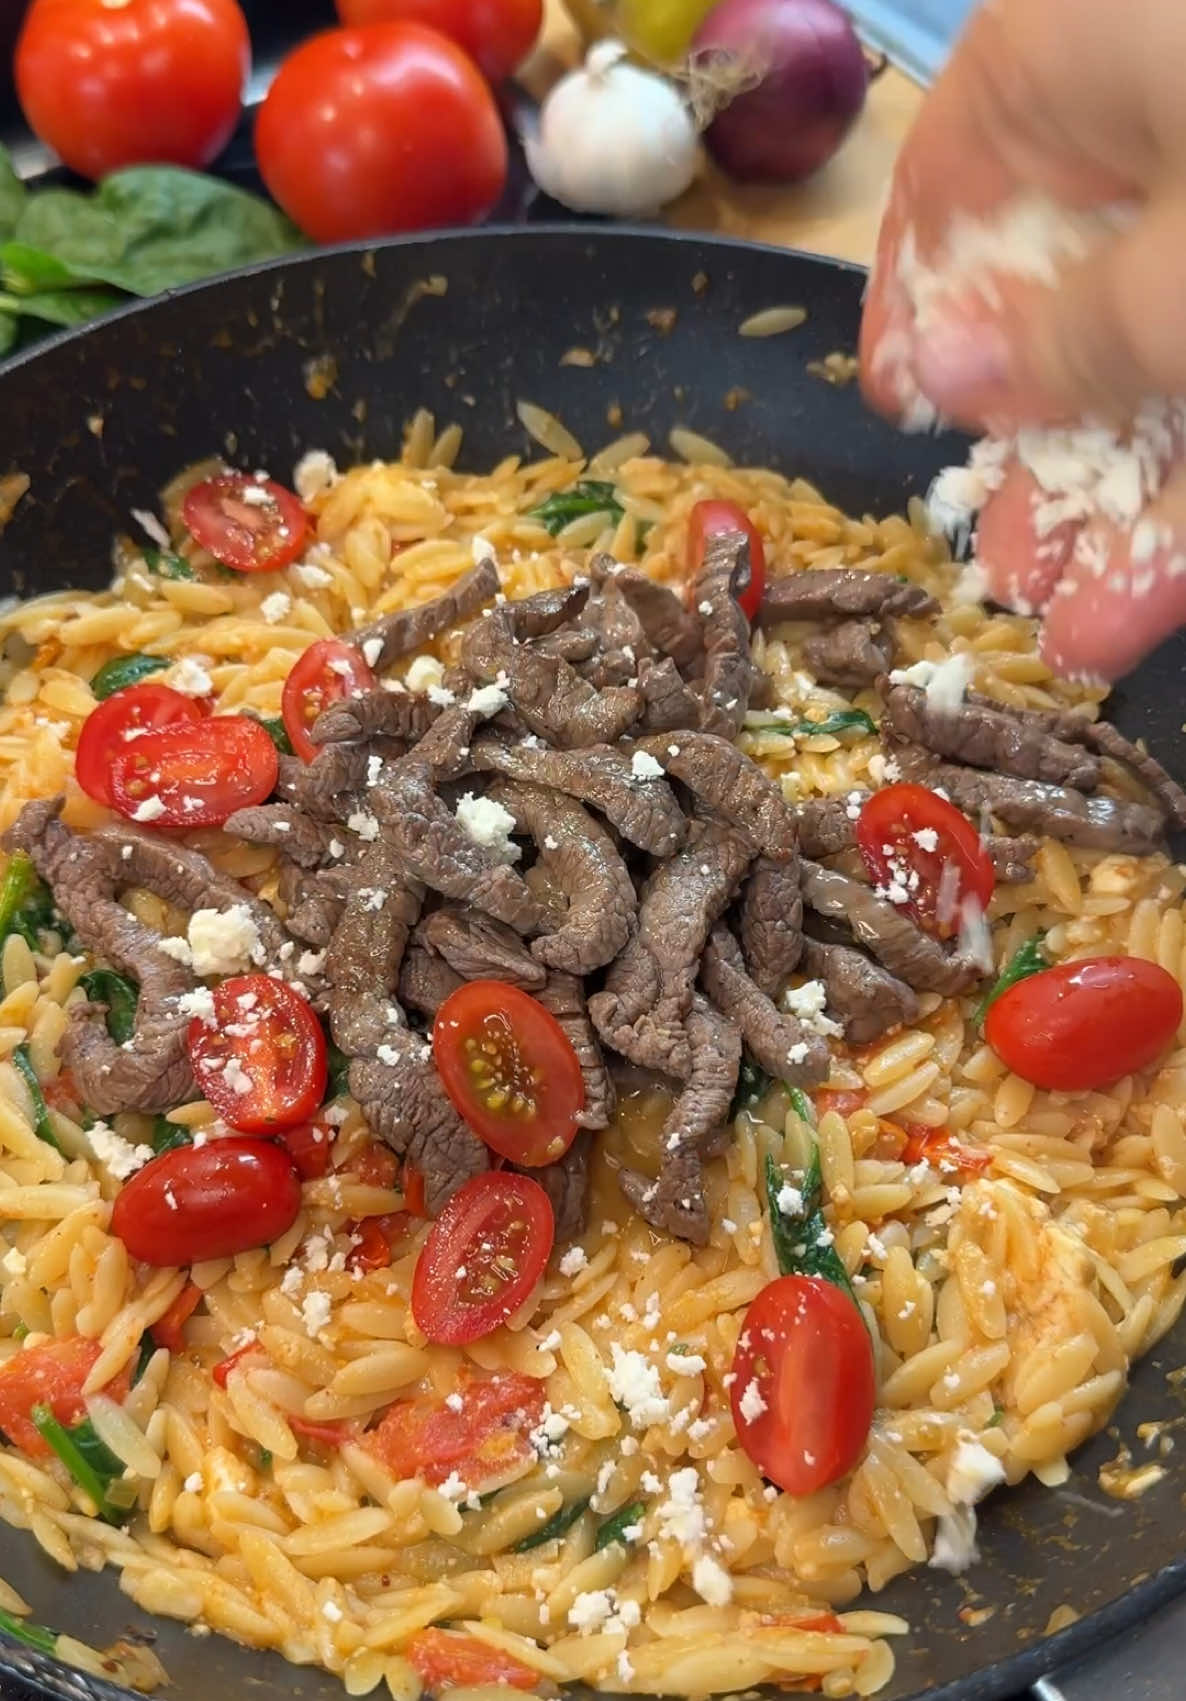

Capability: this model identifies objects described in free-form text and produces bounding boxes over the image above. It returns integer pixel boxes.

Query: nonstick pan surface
[0,227,1183,1701]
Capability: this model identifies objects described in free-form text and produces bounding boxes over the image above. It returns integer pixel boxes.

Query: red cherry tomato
[276,1122,334,1180]
[333,0,542,82]
[182,473,308,573]
[899,1123,992,1175]
[211,1340,262,1389]
[107,714,279,829]
[406,1630,539,1693]
[150,1280,203,1353]
[347,1217,396,1273]
[730,1274,875,1496]
[75,683,203,809]
[365,1369,544,1483]
[111,1138,301,1265]
[15,0,249,181]
[187,975,327,1133]
[433,981,585,1167]
[282,638,377,764]
[856,782,995,940]
[686,499,767,619]
[0,1336,129,1455]
[255,24,508,244]
[985,955,1183,1091]
[411,1173,554,1344]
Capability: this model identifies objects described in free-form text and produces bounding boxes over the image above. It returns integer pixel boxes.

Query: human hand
[859,0,1186,681]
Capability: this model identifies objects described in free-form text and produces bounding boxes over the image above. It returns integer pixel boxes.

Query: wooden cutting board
[524,0,925,268]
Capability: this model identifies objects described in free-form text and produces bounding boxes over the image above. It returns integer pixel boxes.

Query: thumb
[911,195,1186,428]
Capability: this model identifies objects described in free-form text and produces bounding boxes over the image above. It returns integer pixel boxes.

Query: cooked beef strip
[420,904,545,990]
[636,656,703,732]
[589,818,751,1078]
[700,925,828,1084]
[278,863,347,946]
[349,1033,489,1214]
[757,568,939,626]
[618,995,741,1245]
[987,835,1039,883]
[461,582,642,747]
[346,557,500,671]
[486,777,635,975]
[325,841,423,1055]
[801,861,983,995]
[889,741,1165,853]
[537,971,615,1131]
[529,1129,593,1242]
[223,804,339,870]
[802,620,894,688]
[694,530,756,739]
[312,687,440,748]
[534,626,602,665]
[606,564,703,671]
[408,703,487,781]
[398,940,463,1020]
[1084,720,1186,829]
[275,743,394,819]
[801,938,920,1046]
[883,683,1101,789]
[738,856,804,997]
[4,800,196,1113]
[370,758,542,933]
[468,731,687,856]
[634,730,797,860]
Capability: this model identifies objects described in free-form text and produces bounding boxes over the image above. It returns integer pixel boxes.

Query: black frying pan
[0,227,1183,1701]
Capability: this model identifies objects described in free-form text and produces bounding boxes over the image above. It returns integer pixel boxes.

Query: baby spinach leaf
[595,1499,647,1550]
[729,1055,770,1121]
[0,851,54,948]
[31,1405,135,1525]
[528,480,624,536]
[151,1115,192,1156]
[2,241,80,295]
[90,652,169,699]
[973,932,1047,1029]
[80,968,139,1046]
[249,714,294,756]
[750,709,877,741]
[0,1605,57,1657]
[765,1151,861,1314]
[141,545,195,581]
[12,1046,60,1151]
[512,1496,590,1552]
[0,149,26,243]
[0,286,124,329]
[788,1086,815,1125]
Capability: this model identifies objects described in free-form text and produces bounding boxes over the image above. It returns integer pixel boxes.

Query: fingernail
[911,314,1014,414]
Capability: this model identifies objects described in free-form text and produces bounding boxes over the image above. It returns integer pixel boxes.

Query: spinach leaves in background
[0,151,305,357]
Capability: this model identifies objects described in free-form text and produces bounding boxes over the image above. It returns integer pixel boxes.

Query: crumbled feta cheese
[321,1599,343,1624]
[169,656,214,697]
[183,1472,203,1494]
[88,1120,153,1180]
[131,795,167,823]
[455,792,520,863]
[558,1246,588,1278]
[444,1392,464,1413]
[187,905,262,976]
[298,948,327,976]
[347,810,380,841]
[947,1437,1006,1506]
[437,1471,469,1503]
[1,1245,26,1277]
[780,978,843,1038]
[405,655,445,694]
[471,534,497,564]
[691,1553,733,1606]
[912,827,939,852]
[177,987,217,1022]
[292,560,333,589]
[889,652,974,713]
[260,591,291,624]
[738,1379,767,1423]
[465,681,508,714]
[132,508,171,548]
[158,933,194,966]
[543,834,560,852]
[569,1590,614,1635]
[930,1506,980,1574]
[538,1329,562,1353]
[360,637,383,668]
[607,1345,669,1428]
[655,1466,705,1549]
[630,749,664,781]
[300,1291,332,1339]
[293,450,338,502]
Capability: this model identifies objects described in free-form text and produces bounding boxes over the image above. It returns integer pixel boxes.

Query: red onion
[692,0,869,183]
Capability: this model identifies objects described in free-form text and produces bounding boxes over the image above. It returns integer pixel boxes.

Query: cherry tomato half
[730,1274,875,1496]
[899,1123,992,1176]
[365,1369,544,1483]
[856,782,995,940]
[75,682,203,809]
[282,638,377,764]
[150,1280,202,1353]
[0,1336,129,1455]
[686,499,767,620]
[187,975,328,1132]
[182,473,308,573]
[985,955,1183,1092]
[433,981,585,1166]
[107,714,279,829]
[111,1138,301,1265]
[333,0,542,82]
[411,1172,554,1344]
[15,0,249,181]
[405,1630,539,1693]
[255,23,508,244]
[276,1121,334,1180]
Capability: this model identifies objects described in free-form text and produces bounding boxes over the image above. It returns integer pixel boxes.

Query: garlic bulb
[525,41,699,219]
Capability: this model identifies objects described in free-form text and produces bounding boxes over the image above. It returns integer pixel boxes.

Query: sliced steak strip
[701,925,828,1084]
[619,996,741,1245]
[325,842,423,1055]
[883,683,1101,789]
[398,939,463,1019]
[469,731,687,857]
[4,800,196,1114]
[346,557,500,672]
[537,971,615,1132]
[609,565,703,671]
[636,656,703,732]
[371,758,542,933]
[224,804,338,870]
[987,836,1039,884]
[349,1032,488,1215]
[797,794,865,859]
[312,687,441,749]
[420,904,545,990]
[801,861,982,996]
[694,530,755,739]
[486,778,635,975]
[802,620,894,688]
[279,863,347,946]
[462,582,642,748]
[589,818,751,1078]
[738,856,804,997]
[275,743,397,819]
[757,568,939,626]
[530,1130,593,1243]
[889,742,1165,853]
[802,938,920,1046]
[1084,720,1186,830]
[635,730,797,860]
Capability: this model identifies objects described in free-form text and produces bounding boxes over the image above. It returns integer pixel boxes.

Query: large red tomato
[255,23,509,244]
[15,0,250,181]
[333,0,543,82]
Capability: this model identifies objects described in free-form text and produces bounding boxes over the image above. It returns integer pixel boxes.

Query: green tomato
[617,0,717,61]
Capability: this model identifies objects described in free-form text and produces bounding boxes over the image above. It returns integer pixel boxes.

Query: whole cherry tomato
[333,0,542,82]
[985,956,1182,1091]
[111,1139,301,1266]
